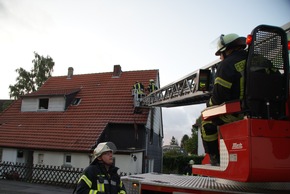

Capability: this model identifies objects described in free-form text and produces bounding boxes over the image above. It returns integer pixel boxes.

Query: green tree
[180,134,189,148]
[9,52,55,99]
[184,125,199,155]
[0,100,13,112]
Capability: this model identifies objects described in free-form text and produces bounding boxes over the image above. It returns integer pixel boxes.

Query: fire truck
[123,22,290,194]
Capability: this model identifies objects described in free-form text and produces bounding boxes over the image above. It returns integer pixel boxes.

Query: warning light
[288,41,290,50]
[246,35,252,45]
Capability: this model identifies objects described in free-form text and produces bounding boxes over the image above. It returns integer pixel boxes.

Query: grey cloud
[162,104,206,144]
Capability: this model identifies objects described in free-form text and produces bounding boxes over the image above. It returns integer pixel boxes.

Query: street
[0,179,73,194]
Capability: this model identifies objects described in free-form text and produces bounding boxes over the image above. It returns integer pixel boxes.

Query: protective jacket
[76,160,126,194]
[183,165,193,176]
[133,82,144,95]
[202,50,248,144]
[208,50,248,107]
[148,82,158,93]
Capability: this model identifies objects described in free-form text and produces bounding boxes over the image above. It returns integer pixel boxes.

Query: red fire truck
[123,23,290,194]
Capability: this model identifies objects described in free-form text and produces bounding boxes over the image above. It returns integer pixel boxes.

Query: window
[71,98,81,106]
[39,98,49,110]
[17,150,24,158]
[64,154,72,164]
[62,154,72,168]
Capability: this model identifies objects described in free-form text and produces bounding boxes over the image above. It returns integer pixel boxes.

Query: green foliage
[9,52,55,99]
[0,101,13,112]
[180,134,189,148]
[162,155,204,174]
[184,138,197,155]
[182,125,199,155]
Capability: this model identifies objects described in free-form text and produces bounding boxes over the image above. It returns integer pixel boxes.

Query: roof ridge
[52,69,158,77]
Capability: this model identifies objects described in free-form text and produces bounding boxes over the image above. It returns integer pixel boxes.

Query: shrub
[162,155,204,174]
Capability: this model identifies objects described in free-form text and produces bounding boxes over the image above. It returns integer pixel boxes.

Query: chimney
[67,67,74,79]
[113,65,122,77]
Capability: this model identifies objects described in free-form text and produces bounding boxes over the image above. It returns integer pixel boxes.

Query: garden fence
[0,161,83,188]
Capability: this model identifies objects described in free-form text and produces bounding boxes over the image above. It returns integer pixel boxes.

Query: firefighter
[147,79,158,93]
[76,142,126,194]
[201,33,247,166]
[183,160,194,176]
[133,81,144,98]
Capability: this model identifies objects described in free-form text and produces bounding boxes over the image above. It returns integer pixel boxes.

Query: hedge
[162,155,204,174]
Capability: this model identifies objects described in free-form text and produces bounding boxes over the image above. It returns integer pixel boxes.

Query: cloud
[162,104,205,145]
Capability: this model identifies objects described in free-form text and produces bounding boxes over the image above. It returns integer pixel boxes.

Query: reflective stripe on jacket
[76,161,126,194]
[208,50,247,107]
[133,83,144,94]
[148,83,158,93]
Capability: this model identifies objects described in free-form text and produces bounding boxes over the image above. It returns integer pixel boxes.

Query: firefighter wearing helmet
[183,160,194,176]
[147,79,158,93]
[76,142,126,194]
[200,33,247,166]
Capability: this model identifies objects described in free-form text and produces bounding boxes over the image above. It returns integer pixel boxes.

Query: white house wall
[21,98,38,112]
[116,153,143,175]
[72,153,91,168]
[2,148,26,163]
[33,151,90,168]
[2,148,17,163]
[197,129,205,156]
[1,148,143,175]
[21,97,65,112]
[48,97,65,111]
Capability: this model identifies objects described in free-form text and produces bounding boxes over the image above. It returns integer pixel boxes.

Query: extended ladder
[140,60,220,108]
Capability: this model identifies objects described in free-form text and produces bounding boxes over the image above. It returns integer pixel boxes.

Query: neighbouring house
[162,145,187,155]
[0,65,163,175]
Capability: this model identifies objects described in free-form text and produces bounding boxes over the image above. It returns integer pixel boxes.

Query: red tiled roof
[23,88,81,97]
[0,68,159,152]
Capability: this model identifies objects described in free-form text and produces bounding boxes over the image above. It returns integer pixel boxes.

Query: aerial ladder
[131,60,219,109]
[125,23,290,194]
[140,60,216,108]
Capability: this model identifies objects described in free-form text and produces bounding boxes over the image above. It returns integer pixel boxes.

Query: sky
[0,0,289,145]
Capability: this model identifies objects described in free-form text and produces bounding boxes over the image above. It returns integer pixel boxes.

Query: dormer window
[21,88,80,112]
[71,98,81,106]
[39,98,49,110]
